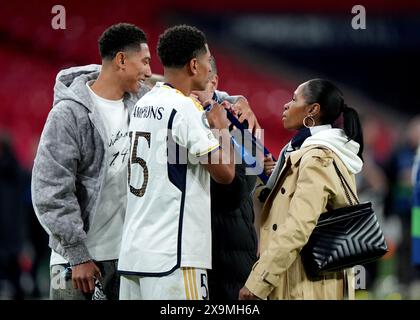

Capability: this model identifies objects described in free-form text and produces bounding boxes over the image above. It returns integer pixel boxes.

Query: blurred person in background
[191,56,259,300]
[356,116,389,293]
[384,116,420,297]
[31,23,151,300]
[0,133,24,299]
[22,137,50,299]
[412,144,420,278]
[240,79,364,300]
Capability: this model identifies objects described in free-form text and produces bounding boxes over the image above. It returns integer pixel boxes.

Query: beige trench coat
[246,145,356,300]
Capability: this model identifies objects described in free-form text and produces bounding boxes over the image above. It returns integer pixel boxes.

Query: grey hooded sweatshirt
[31,64,149,266]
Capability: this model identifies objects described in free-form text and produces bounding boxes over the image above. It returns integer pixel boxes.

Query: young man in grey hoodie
[31,23,152,300]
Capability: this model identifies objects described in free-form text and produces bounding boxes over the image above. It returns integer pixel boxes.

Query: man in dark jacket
[209,163,258,300]
[192,57,259,300]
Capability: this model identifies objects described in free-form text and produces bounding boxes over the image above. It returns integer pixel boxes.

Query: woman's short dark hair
[157,25,207,68]
[98,23,147,60]
[303,78,364,159]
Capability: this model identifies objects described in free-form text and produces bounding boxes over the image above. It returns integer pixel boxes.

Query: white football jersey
[118,82,220,276]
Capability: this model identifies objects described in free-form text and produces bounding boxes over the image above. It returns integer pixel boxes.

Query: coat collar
[272,144,331,189]
[289,144,329,166]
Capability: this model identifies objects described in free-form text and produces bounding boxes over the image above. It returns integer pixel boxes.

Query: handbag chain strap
[332,160,359,206]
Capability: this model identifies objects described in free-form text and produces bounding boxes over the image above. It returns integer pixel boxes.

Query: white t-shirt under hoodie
[50,83,129,265]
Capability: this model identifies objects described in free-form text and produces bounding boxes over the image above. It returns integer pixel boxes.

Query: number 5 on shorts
[200,273,209,300]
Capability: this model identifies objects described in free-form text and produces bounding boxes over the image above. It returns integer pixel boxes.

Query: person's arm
[31,104,100,293]
[240,149,336,299]
[215,90,261,137]
[264,153,276,176]
[202,103,235,184]
[231,97,261,137]
[171,101,235,184]
[214,90,242,104]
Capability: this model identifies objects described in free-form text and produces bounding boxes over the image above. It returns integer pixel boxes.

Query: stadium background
[1,0,420,299]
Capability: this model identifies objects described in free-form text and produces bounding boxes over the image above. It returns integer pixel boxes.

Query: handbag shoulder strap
[332,160,359,205]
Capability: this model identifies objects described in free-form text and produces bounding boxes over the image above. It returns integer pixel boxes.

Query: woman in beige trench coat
[240,79,364,300]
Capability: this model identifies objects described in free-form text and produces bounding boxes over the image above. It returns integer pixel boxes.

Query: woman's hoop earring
[303,115,315,128]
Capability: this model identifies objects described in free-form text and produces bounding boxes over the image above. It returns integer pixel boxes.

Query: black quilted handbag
[300,160,388,278]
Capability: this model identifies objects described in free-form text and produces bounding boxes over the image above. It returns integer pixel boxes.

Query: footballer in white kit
[119,81,219,270]
[118,82,220,299]
[118,25,234,300]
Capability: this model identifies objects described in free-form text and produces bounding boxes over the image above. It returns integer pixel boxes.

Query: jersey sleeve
[171,100,220,158]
